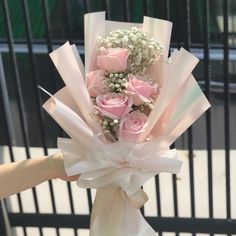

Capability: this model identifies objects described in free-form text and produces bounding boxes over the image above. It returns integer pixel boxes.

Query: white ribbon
[58,138,182,236]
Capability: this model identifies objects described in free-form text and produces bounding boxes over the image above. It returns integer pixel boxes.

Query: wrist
[47,152,65,179]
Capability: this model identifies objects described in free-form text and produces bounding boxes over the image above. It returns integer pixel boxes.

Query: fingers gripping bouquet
[43,12,210,236]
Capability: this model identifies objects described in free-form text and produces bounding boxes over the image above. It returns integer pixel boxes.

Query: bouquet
[42,12,210,236]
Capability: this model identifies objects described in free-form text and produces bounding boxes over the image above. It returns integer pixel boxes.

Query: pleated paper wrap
[43,12,210,236]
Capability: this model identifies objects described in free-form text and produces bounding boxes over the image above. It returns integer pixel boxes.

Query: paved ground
[1,146,236,236]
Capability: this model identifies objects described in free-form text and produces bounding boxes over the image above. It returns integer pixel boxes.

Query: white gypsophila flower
[105,72,127,93]
[99,27,163,74]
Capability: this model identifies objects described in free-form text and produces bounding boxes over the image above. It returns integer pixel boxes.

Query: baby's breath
[105,72,128,93]
[99,27,163,74]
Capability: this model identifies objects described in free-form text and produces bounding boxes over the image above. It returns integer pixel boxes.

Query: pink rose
[97,48,129,72]
[96,92,132,119]
[119,111,148,142]
[86,70,109,97]
[126,74,158,105]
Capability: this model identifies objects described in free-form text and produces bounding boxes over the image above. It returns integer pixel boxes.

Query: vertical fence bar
[0,55,15,165]
[63,0,73,43]
[0,57,24,236]
[223,0,231,223]
[20,0,48,159]
[1,0,41,235]
[0,73,14,236]
[86,189,93,213]
[41,0,53,53]
[0,201,7,236]
[0,57,14,145]
[155,175,162,218]
[0,53,25,234]
[83,0,88,13]
[203,0,213,226]
[105,0,111,20]
[41,1,61,235]
[124,0,131,22]
[143,0,149,16]
[0,200,12,236]
[184,0,196,228]
[172,173,178,217]
[162,0,170,20]
[66,183,77,235]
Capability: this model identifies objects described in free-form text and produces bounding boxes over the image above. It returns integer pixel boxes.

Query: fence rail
[7,214,236,234]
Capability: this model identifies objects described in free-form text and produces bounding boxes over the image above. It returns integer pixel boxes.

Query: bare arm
[0,153,79,199]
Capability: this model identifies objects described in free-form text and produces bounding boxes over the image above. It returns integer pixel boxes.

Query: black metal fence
[0,0,236,235]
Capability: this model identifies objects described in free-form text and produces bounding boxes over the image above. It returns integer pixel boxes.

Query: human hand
[49,152,80,182]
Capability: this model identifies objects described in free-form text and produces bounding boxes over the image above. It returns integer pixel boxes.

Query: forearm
[0,153,64,199]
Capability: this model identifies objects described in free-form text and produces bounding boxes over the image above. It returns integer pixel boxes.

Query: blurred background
[0,0,236,236]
